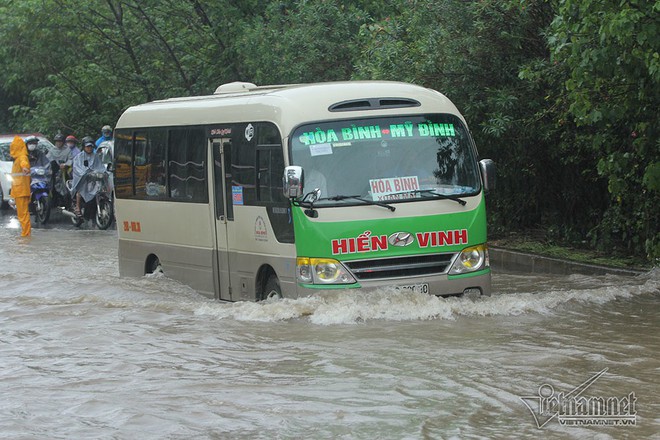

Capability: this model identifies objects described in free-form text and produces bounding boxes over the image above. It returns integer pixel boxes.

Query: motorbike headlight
[449,244,489,274]
[297,257,356,285]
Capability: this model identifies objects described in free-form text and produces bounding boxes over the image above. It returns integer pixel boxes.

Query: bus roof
[115,81,465,134]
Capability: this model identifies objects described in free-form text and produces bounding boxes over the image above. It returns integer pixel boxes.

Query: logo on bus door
[245,123,254,141]
[255,216,268,242]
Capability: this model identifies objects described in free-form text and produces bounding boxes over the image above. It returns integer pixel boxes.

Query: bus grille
[344,253,455,281]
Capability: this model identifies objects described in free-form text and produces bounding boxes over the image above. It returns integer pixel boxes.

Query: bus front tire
[261,275,282,301]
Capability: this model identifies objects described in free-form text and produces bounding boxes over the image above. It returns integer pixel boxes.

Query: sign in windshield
[290,115,480,204]
[298,121,456,146]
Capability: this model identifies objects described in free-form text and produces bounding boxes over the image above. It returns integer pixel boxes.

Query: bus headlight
[449,244,488,274]
[297,257,356,285]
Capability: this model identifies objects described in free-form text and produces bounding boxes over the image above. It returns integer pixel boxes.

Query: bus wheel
[146,256,162,275]
[262,275,282,301]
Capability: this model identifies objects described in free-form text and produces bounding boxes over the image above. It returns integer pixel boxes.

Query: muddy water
[0,217,658,439]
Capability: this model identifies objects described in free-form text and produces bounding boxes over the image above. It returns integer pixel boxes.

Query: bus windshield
[290,114,481,205]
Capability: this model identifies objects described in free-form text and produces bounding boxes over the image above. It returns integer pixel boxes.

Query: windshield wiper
[323,194,396,212]
[415,189,467,205]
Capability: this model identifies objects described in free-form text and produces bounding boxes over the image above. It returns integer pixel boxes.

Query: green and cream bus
[114,81,495,301]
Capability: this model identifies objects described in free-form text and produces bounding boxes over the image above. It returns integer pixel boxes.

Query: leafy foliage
[548,0,660,260]
[0,0,657,261]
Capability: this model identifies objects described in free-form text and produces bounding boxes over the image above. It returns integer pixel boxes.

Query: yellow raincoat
[10,136,31,236]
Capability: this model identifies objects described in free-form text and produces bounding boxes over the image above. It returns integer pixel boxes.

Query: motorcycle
[51,161,74,216]
[30,166,52,224]
[60,157,114,230]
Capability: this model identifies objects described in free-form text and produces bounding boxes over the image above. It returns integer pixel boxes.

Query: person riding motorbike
[65,135,81,159]
[47,133,73,201]
[95,125,113,149]
[25,135,52,221]
[26,135,50,169]
[71,136,106,218]
[48,133,71,167]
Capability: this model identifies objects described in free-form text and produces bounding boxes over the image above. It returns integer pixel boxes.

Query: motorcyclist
[48,133,71,167]
[47,133,73,199]
[95,125,113,149]
[71,136,106,217]
[65,135,81,159]
[25,135,52,217]
[26,135,50,169]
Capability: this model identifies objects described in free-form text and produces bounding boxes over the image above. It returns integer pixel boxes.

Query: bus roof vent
[329,97,421,112]
[214,81,257,94]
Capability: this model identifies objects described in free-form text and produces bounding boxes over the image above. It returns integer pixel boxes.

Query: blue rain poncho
[47,144,73,167]
[71,150,113,202]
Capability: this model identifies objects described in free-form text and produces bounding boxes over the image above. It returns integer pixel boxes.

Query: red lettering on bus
[332,238,348,255]
[357,234,370,252]
[438,230,452,245]
[416,232,430,248]
[371,234,388,251]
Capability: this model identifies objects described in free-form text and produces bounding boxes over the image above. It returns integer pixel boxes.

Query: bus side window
[114,130,134,198]
[133,131,148,196]
[255,123,293,243]
[169,127,208,202]
[224,141,234,220]
[257,147,285,202]
[138,129,167,199]
[230,125,256,205]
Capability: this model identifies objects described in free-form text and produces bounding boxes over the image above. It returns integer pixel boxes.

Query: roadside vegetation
[491,233,652,271]
[0,0,657,265]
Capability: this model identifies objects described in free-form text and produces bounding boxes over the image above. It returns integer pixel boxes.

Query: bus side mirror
[479,159,496,193]
[283,166,304,199]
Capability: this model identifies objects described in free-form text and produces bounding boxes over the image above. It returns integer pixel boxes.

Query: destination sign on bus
[369,176,420,201]
[299,122,456,146]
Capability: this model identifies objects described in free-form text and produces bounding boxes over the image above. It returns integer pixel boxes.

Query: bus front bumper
[295,269,491,298]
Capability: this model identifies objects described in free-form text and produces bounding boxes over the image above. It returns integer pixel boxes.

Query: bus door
[212,138,233,301]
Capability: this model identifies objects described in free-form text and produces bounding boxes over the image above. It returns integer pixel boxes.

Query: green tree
[548,0,660,259]
[0,0,656,262]
[234,1,365,85]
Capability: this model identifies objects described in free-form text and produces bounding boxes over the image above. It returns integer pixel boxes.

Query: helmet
[54,133,65,142]
[25,135,39,151]
[65,135,78,143]
[82,136,95,148]
[102,125,112,135]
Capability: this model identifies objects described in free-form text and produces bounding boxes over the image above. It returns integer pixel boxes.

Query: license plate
[397,283,429,294]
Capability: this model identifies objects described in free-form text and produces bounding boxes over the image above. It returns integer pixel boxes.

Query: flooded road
[0,211,658,439]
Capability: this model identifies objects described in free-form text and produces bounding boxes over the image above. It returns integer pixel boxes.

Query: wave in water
[192,270,659,325]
